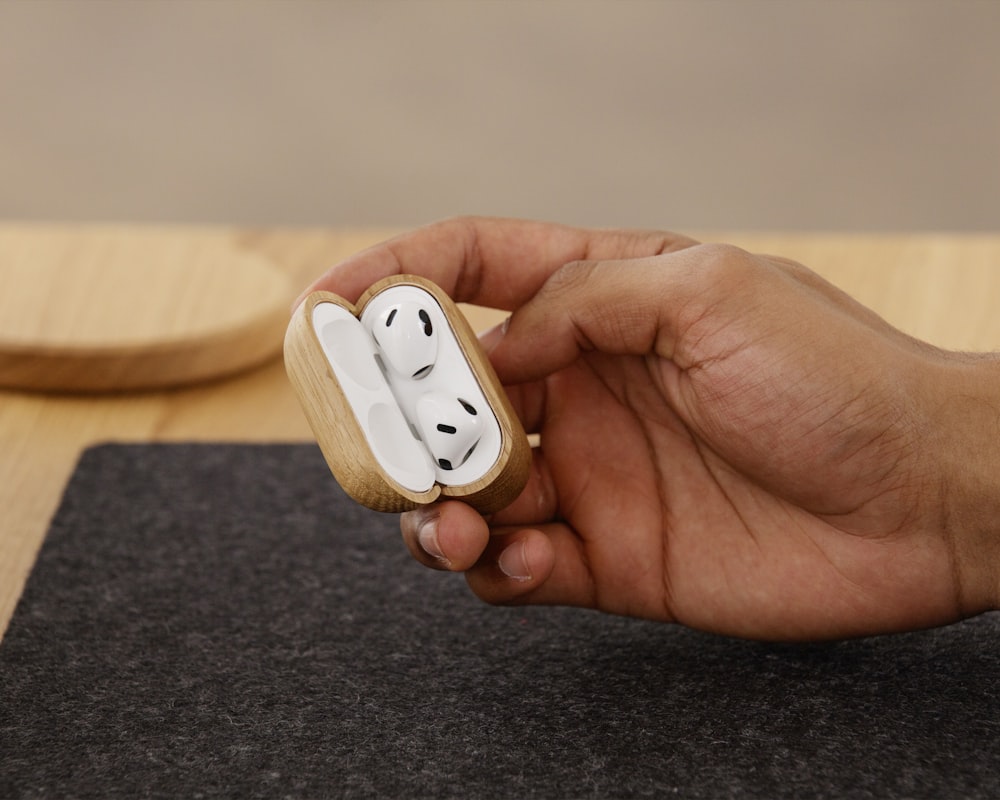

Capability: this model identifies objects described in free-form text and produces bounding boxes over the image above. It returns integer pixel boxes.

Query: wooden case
[284,275,531,513]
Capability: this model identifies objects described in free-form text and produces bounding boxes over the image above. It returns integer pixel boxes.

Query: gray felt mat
[1,443,998,799]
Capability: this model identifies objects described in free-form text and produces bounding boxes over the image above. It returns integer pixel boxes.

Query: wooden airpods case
[284,275,531,513]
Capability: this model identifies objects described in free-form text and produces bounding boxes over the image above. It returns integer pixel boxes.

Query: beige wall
[1,0,998,231]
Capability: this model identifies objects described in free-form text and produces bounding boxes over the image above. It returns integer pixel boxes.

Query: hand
[303,217,1000,640]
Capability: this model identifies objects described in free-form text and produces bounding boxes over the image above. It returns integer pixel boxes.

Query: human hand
[302,217,1000,640]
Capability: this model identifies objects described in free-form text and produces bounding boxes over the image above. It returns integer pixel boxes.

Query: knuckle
[544,258,599,297]
[675,243,769,312]
[668,243,764,356]
[687,242,758,284]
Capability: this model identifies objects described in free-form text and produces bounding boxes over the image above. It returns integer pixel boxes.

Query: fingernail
[478,316,510,354]
[415,510,448,564]
[498,541,531,581]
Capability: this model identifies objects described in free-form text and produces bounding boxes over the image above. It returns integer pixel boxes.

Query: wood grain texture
[284,291,442,512]
[285,276,531,513]
[2,226,999,642]
[0,225,295,391]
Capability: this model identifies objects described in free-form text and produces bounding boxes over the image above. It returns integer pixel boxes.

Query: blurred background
[1,0,997,232]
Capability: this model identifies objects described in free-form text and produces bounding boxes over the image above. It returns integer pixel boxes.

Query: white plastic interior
[312,302,435,493]
[311,286,503,493]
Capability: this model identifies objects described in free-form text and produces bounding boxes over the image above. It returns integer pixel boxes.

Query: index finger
[295,216,697,310]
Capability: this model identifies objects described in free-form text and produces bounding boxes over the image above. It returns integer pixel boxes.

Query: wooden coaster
[0,225,295,392]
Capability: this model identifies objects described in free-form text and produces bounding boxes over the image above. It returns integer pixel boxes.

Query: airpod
[284,275,531,513]
[414,391,485,471]
[371,301,438,379]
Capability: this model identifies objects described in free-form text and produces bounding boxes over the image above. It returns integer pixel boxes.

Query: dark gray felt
[1,444,999,799]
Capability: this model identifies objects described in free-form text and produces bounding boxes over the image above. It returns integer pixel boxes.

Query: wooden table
[2,226,999,640]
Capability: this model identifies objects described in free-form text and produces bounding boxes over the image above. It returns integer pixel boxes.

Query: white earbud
[415,391,484,471]
[338,281,508,491]
[371,301,438,379]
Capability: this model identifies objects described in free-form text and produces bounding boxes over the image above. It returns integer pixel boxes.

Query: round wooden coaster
[0,225,295,392]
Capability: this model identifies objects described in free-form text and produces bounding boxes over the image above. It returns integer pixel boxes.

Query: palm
[534,334,956,639]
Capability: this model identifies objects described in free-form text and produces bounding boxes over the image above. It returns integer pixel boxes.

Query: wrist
[928,353,1000,615]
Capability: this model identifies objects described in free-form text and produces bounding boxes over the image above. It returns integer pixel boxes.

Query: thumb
[486,247,719,384]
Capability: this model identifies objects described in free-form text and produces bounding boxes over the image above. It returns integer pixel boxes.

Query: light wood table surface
[2,226,999,641]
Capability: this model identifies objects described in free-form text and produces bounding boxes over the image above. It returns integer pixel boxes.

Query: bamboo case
[284,275,531,513]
